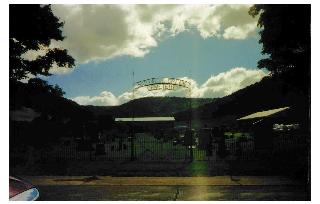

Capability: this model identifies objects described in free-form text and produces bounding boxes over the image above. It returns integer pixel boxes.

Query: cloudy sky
[38,4,268,106]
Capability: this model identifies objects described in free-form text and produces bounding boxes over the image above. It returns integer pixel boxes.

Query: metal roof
[237,107,290,121]
[115,117,175,122]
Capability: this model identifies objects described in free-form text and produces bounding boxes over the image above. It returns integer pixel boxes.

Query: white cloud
[48,63,74,75]
[223,22,257,40]
[51,4,258,64]
[72,91,119,106]
[71,67,268,106]
[195,67,268,98]
[21,49,47,61]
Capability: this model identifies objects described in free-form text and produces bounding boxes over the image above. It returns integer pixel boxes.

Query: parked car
[9,176,39,201]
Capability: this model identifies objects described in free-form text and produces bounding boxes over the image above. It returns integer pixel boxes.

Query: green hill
[84,75,309,128]
[174,76,309,127]
[10,80,92,121]
[84,97,215,117]
[10,80,93,150]
[11,75,308,129]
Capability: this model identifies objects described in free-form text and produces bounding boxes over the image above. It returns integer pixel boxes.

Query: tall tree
[249,5,311,95]
[28,78,65,97]
[9,4,75,81]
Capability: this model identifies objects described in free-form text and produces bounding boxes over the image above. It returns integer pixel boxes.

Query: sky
[26,4,268,106]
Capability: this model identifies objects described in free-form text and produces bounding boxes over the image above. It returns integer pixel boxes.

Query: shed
[236,107,291,152]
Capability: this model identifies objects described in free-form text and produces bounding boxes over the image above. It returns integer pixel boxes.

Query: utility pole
[130,70,135,161]
[188,84,193,161]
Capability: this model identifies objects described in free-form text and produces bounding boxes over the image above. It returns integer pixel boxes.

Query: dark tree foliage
[249,5,311,95]
[28,78,65,97]
[9,4,75,81]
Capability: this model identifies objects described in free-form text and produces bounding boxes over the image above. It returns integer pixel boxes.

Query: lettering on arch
[135,77,191,91]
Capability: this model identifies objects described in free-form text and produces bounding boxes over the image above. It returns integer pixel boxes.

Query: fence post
[189,146,193,161]
[130,133,135,161]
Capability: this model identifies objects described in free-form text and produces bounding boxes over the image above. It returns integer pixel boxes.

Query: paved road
[36,185,309,201]
[24,176,310,201]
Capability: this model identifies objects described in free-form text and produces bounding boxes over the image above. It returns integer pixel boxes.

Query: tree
[51,84,66,97]
[9,4,75,81]
[249,5,311,95]
[28,78,65,97]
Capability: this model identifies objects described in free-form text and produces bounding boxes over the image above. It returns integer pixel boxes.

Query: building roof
[115,117,175,122]
[237,107,290,121]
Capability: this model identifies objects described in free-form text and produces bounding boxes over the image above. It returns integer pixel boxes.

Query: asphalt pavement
[24,176,310,201]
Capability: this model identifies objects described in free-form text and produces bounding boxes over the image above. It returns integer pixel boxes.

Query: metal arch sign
[135,78,191,91]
